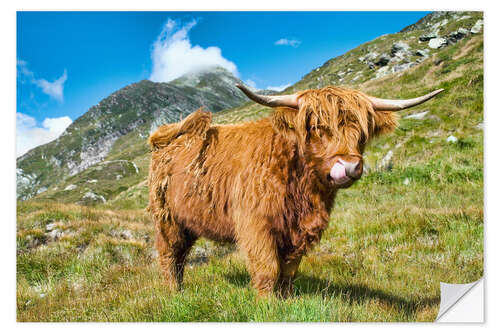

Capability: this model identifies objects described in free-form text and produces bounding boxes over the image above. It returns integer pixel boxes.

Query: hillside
[17,67,248,201]
[17,11,483,322]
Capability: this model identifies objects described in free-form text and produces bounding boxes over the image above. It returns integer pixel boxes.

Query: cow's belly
[181,216,236,243]
[166,172,237,243]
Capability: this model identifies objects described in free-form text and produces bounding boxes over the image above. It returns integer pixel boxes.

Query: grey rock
[64,184,77,191]
[447,135,458,143]
[361,52,379,66]
[404,110,429,120]
[70,133,121,176]
[393,62,416,73]
[36,186,47,195]
[111,229,134,240]
[82,191,106,203]
[430,18,448,31]
[45,223,57,231]
[368,62,376,70]
[352,73,362,82]
[470,20,483,34]
[364,52,379,62]
[403,178,410,186]
[120,230,133,240]
[16,168,37,200]
[429,37,448,49]
[375,53,391,66]
[448,28,469,43]
[391,42,410,55]
[419,31,438,41]
[375,66,391,79]
[377,150,394,171]
[48,229,62,241]
[392,51,409,61]
[415,49,430,57]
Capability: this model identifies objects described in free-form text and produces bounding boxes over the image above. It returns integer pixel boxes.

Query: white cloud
[243,79,291,92]
[17,60,68,102]
[244,79,257,89]
[266,83,291,92]
[33,70,68,102]
[274,38,301,48]
[150,19,238,82]
[16,113,72,157]
[245,79,292,91]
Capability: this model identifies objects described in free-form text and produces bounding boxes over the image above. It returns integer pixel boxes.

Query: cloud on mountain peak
[149,19,238,82]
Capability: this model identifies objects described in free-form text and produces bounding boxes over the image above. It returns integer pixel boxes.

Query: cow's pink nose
[343,159,363,180]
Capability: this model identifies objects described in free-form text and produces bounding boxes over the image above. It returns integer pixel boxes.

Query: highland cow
[148,84,443,297]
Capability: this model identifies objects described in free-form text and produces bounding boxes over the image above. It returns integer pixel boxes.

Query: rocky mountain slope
[18,11,483,208]
[17,67,248,200]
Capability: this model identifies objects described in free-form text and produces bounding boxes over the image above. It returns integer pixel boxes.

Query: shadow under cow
[224,271,439,316]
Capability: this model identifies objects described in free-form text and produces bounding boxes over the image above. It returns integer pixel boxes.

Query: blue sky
[16,11,429,156]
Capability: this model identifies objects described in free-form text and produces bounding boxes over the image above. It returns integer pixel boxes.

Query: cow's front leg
[277,256,302,298]
[235,215,280,297]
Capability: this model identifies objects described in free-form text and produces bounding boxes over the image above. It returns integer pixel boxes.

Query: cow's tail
[148,107,212,150]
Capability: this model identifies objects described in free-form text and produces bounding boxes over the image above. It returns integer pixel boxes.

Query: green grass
[16,159,483,321]
[17,12,483,322]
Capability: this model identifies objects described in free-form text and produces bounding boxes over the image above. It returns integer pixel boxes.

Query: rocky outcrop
[470,19,483,34]
[391,42,411,59]
[429,37,448,49]
[16,168,37,200]
[419,31,438,41]
[375,53,391,66]
[405,110,429,120]
[448,28,469,43]
[81,191,107,204]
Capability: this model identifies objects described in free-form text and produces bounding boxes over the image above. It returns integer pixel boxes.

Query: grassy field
[16,164,482,322]
[16,14,483,322]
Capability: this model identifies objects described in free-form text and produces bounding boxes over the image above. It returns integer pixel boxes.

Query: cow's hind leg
[155,217,197,292]
[174,229,197,288]
[236,217,280,297]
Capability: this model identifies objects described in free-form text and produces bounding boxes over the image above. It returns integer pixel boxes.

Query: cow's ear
[373,111,398,137]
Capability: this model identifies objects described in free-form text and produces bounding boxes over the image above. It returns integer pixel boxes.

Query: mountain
[16,67,247,200]
[18,11,483,208]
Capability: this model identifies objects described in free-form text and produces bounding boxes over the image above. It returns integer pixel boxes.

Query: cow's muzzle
[329,158,363,187]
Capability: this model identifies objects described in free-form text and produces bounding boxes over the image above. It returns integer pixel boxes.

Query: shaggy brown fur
[148,86,397,297]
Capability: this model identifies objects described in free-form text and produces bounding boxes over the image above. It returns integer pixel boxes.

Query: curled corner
[435,278,484,322]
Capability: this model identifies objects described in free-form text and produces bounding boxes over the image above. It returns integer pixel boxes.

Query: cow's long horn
[236,84,299,109]
[366,89,444,111]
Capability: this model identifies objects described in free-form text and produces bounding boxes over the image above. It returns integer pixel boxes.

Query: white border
[3,0,498,331]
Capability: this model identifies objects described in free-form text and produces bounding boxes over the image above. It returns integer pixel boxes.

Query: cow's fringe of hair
[272,86,397,149]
